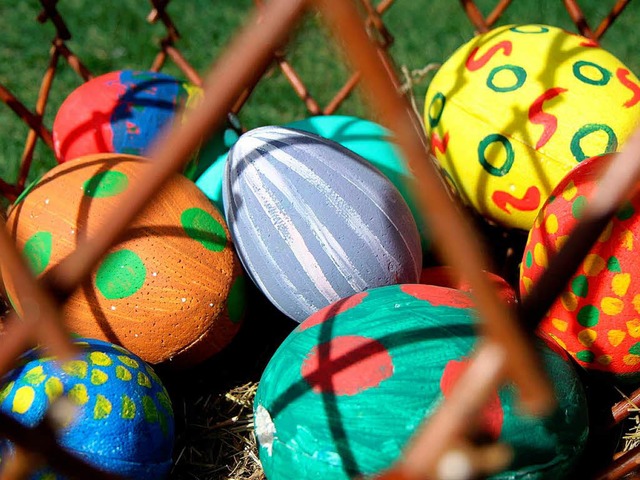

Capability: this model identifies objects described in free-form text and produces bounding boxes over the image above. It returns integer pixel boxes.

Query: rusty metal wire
[0,1,639,479]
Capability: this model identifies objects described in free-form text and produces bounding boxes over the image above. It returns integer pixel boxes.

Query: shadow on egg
[425,24,639,231]
[263,295,476,478]
[54,71,190,163]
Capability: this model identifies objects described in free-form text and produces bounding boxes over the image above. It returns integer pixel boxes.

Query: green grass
[1,0,638,195]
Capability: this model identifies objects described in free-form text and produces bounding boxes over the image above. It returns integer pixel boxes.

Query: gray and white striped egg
[223,126,422,323]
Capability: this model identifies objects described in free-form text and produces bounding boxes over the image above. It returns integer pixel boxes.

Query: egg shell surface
[196,115,431,252]
[520,153,640,380]
[424,24,640,230]
[52,70,203,163]
[4,154,245,366]
[223,126,422,323]
[254,283,588,480]
[0,338,173,479]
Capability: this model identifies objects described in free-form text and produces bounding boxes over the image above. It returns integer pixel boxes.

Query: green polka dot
[547,195,556,204]
[83,171,129,198]
[608,256,622,272]
[12,386,35,414]
[94,394,112,420]
[159,409,169,436]
[24,366,46,386]
[228,275,246,324]
[91,369,108,386]
[96,249,146,300]
[68,384,88,405]
[157,391,172,415]
[23,232,52,276]
[62,360,88,379]
[0,381,15,405]
[142,396,159,423]
[181,207,227,252]
[116,365,132,381]
[572,196,587,219]
[146,365,162,385]
[525,251,533,269]
[630,343,640,355]
[137,372,152,388]
[571,275,589,298]
[576,350,595,363]
[44,377,63,402]
[118,355,139,369]
[577,305,600,327]
[121,395,136,419]
[616,202,635,220]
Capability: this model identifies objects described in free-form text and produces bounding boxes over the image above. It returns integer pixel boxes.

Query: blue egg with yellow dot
[0,338,174,479]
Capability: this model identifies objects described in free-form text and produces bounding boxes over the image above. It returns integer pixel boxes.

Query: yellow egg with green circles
[424,24,640,230]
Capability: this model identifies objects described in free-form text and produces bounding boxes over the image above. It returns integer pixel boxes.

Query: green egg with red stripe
[521,153,640,381]
[3,153,245,367]
[254,283,588,480]
[0,337,173,479]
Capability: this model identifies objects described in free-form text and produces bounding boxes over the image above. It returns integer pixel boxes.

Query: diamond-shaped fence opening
[1,1,640,479]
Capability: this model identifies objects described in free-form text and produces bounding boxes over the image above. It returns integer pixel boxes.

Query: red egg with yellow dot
[3,154,245,367]
[520,153,640,380]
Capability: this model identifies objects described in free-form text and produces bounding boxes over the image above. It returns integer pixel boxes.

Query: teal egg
[196,115,430,253]
[0,338,174,479]
[254,284,589,479]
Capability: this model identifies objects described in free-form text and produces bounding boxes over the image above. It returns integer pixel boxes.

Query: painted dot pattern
[0,338,174,479]
[424,23,640,230]
[3,154,243,367]
[95,249,147,300]
[521,153,640,379]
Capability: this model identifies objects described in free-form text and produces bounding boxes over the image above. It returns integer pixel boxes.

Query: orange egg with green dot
[520,153,640,381]
[3,153,245,367]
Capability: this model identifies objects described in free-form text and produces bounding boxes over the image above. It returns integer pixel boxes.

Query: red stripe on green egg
[400,284,474,309]
[301,335,393,396]
[298,292,368,332]
[181,207,227,252]
[95,249,146,300]
[82,171,129,198]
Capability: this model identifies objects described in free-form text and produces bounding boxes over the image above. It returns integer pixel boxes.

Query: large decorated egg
[223,126,422,323]
[197,115,430,251]
[424,24,640,230]
[4,154,244,367]
[52,70,203,163]
[520,153,640,380]
[0,338,173,479]
[254,284,588,479]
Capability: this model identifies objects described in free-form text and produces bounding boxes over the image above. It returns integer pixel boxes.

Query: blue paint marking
[111,70,184,156]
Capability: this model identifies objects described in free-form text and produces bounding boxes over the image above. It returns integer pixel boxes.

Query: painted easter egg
[52,70,204,164]
[223,126,422,323]
[420,266,517,306]
[4,153,245,367]
[424,24,640,230]
[254,284,588,480]
[0,338,173,479]
[197,115,429,251]
[520,153,640,380]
